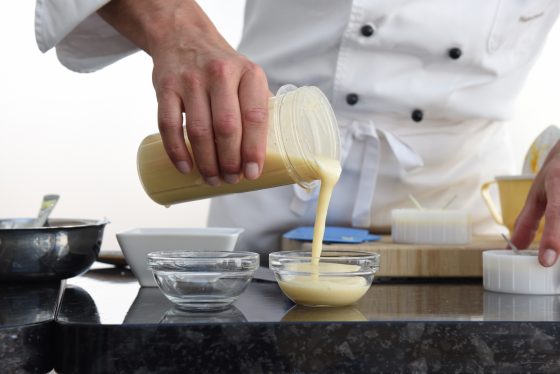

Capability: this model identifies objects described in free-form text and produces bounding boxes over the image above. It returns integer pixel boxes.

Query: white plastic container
[483,250,560,295]
[391,209,471,245]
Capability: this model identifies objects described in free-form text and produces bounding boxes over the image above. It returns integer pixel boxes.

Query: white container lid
[483,250,560,295]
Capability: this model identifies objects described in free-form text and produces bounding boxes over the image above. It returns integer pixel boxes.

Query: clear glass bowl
[269,250,380,307]
[147,251,259,311]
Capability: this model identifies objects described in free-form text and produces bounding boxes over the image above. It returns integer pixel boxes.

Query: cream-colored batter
[310,157,341,263]
[278,262,370,307]
[277,157,372,307]
[279,274,369,307]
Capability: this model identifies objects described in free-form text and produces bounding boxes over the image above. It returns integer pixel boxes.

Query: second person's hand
[99,0,271,185]
[511,141,560,267]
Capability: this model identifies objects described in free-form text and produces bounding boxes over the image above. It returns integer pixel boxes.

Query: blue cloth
[283,226,380,244]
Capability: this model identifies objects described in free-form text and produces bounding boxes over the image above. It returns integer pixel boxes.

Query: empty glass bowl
[269,250,380,307]
[148,251,259,311]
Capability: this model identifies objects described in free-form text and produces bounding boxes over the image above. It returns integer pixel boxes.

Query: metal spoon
[34,194,60,227]
[13,194,60,228]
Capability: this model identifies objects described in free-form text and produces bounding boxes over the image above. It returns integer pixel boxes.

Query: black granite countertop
[0,281,62,373]
[4,264,560,373]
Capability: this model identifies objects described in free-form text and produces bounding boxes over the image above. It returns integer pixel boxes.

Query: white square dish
[116,227,244,287]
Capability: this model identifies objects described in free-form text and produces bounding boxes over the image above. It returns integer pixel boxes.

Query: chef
[36,0,560,266]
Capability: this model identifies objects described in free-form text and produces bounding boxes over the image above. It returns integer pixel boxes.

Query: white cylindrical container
[391,209,471,245]
[483,250,560,295]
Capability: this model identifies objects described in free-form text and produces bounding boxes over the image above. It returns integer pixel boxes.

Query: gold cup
[480,175,543,239]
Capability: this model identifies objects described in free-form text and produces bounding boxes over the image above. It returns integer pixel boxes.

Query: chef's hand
[511,141,560,267]
[98,0,270,185]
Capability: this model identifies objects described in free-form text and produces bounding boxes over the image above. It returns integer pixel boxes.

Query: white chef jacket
[36,0,560,255]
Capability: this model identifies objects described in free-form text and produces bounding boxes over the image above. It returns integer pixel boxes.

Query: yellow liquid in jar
[137,133,312,205]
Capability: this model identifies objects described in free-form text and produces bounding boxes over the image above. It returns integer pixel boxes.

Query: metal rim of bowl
[0,218,109,231]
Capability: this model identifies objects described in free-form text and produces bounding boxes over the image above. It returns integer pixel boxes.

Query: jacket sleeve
[35,0,139,73]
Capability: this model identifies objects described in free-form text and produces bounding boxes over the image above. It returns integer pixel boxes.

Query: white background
[2,1,560,254]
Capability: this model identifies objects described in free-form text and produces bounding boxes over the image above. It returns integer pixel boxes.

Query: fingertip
[541,249,558,267]
[244,162,260,180]
[175,161,192,175]
[205,176,221,187]
[224,173,240,184]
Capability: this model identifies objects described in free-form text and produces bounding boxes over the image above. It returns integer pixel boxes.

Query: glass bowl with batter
[148,251,259,311]
[269,250,379,307]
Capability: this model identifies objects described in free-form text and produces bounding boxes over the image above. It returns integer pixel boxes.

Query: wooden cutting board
[281,235,516,278]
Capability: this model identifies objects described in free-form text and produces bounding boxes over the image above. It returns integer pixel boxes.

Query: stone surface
[0,282,60,373]
[5,267,560,373]
[54,268,560,373]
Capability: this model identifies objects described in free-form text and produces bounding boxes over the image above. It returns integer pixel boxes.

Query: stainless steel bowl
[0,218,108,282]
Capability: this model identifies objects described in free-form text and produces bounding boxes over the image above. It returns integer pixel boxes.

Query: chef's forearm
[97,0,224,57]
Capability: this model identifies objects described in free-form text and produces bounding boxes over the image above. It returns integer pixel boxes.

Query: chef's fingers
[157,89,193,174]
[208,60,243,184]
[538,169,560,267]
[510,187,544,251]
[182,74,221,186]
[238,63,269,180]
[512,165,560,267]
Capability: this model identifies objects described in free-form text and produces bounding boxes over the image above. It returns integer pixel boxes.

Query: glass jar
[137,86,340,206]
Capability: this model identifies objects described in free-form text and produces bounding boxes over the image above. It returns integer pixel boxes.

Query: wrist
[98,0,221,56]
